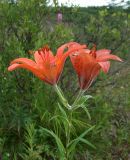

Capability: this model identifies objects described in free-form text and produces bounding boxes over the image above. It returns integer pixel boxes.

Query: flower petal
[98,61,110,73]
[96,54,123,62]
[96,49,111,57]
[62,44,87,61]
[34,49,55,69]
[56,42,83,57]
[34,51,44,66]
[10,58,38,68]
[8,63,46,81]
[70,52,101,90]
[8,58,54,84]
[8,63,21,71]
[80,63,101,90]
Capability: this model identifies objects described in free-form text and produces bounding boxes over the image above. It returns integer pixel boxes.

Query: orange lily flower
[70,46,122,90]
[8,42,86,85]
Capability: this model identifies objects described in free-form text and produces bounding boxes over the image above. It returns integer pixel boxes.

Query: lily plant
[8,42,122,160]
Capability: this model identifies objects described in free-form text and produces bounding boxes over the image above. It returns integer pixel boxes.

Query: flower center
[38,45,50,61]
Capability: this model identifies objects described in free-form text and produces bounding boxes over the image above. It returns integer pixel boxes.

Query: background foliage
[0,0,130,159]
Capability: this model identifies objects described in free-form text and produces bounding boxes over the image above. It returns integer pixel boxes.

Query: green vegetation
[0,0,130,159]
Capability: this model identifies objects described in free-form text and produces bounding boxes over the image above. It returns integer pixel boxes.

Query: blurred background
[0,0,130,159]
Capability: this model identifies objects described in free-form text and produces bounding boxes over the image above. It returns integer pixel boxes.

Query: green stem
[72,89,84,108]
[53,84,72,110]
[53,84,73,159]
[66,109,72,159]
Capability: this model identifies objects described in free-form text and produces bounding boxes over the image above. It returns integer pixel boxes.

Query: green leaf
[81,105,91,120]
[67,125,95,154]
[73,95,92,119]
[50,115,70,126]
[73,95,93,111]
[40,127,66,158]
[72,119,88,128]
[58,103,68,118]
[79,138,96,149]
[77,95,93,106]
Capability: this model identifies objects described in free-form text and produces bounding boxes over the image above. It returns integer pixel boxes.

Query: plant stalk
[72,89,84,108]
[53,84,72,110]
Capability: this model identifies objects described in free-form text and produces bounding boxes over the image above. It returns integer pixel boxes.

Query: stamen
[38,45,50,62]
[72,52,79,56]
[38,49,44,61]
[42,45,50,52]
[28,50,34,54]
[90,44,96,58]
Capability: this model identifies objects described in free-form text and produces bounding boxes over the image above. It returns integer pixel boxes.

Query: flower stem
[53,84,72,110]
[72,89,84,108]
[53,84,73,159]
[66,109,72,159]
